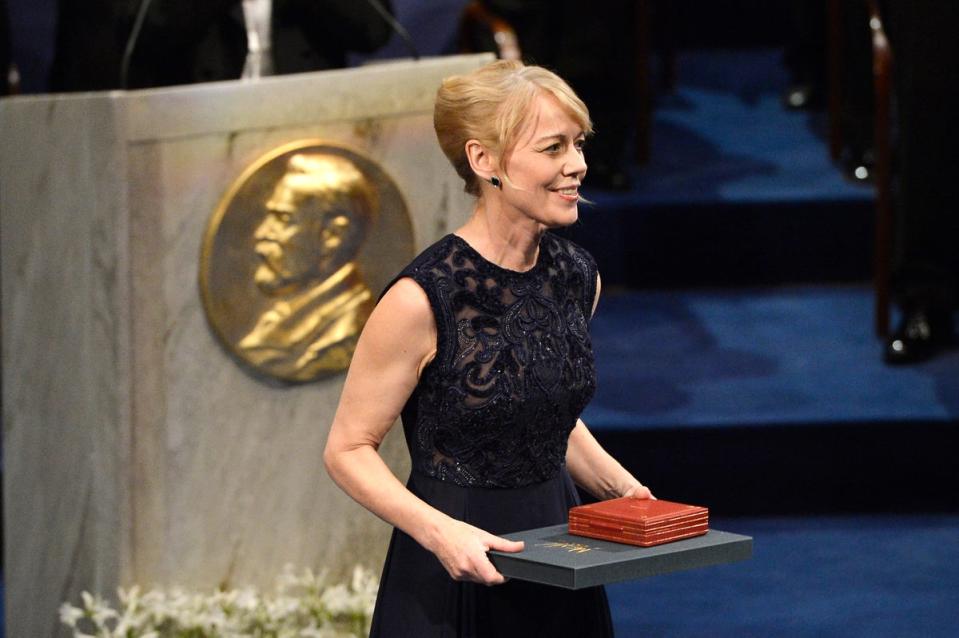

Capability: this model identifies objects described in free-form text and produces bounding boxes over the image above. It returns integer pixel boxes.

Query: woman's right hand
[426,518,525,586]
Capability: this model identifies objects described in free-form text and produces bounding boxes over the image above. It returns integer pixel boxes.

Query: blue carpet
[610,515,959,638]
[584,49,873,207]
[585,285,959,429]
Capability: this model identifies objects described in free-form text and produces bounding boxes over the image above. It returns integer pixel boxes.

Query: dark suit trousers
[884,1,959,309]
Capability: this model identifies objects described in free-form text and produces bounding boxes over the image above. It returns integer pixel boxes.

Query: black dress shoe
[884,308,955,365]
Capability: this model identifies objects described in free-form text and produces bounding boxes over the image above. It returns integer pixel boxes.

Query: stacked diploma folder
[489,498,752,589]
[568,498,709,547]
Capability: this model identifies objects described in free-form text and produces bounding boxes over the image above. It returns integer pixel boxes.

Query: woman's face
[498,92,588,228]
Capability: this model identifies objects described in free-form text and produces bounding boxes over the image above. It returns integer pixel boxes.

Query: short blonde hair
[434,60,592,196]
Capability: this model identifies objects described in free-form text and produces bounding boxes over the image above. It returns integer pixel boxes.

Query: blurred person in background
[783,0,875,182]
[49,0,394,91]
[883,1,959,364]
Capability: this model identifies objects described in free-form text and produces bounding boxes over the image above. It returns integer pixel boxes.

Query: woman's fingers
[472,552,507,585]
[450,549,503,585]
[486,535,525,553]
[465,534,521,585]
[436,522,526,585]
[477,535,524,585]
[622,483,656,500]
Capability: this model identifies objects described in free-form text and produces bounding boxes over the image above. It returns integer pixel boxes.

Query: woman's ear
[465,139,499,183]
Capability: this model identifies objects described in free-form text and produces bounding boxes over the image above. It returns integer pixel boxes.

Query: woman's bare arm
[324,278,523,584]
[565,419,654,500]
[565,270,654,501]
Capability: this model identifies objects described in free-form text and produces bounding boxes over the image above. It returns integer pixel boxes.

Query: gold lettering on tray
[537,541,595,554]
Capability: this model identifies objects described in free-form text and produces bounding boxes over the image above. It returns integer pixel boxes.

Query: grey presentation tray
[488,524,752,590]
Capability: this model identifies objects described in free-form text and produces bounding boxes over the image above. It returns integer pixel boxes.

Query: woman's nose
[565,147,587,176]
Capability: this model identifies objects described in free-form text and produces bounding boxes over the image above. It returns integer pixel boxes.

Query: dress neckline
[449,232,547,276]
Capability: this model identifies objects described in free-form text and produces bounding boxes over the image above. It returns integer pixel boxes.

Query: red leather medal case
[569,498,709,547]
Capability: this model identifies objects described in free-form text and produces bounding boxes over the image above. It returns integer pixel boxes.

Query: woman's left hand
[621,482,655,500]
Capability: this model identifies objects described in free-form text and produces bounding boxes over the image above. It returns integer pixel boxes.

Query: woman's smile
[550,184,581,203]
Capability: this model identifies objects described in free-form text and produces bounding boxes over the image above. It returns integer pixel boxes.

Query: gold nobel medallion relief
[200,141,414,383]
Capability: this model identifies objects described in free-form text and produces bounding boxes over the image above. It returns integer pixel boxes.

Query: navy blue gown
[370,232,614,637]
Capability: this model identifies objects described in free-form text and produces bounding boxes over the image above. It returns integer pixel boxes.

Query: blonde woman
[325,60,653,637]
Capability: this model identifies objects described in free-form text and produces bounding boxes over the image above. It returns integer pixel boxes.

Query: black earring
[489,176,502,189]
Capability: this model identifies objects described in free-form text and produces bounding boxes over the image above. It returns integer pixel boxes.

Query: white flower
[61,564,378,637]
[57,603,84,628]
[233,586,260,612]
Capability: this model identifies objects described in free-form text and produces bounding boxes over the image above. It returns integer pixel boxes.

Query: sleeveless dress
[369,232,614,638]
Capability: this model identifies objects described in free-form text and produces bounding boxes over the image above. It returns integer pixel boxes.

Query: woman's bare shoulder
[359,276,436,364]
[378,276,433,322]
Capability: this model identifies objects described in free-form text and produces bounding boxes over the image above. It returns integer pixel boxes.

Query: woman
[324,59,653,637]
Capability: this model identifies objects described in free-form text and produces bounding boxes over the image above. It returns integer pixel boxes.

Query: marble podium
[1,54,491,638]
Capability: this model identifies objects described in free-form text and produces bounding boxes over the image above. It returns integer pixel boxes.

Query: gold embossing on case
[200,140,413,382]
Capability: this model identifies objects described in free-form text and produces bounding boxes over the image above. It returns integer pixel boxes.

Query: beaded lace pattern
[392,233,598,488]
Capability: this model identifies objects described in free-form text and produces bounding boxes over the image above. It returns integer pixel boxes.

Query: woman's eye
[574,139,586,151]
[544,143,561,153]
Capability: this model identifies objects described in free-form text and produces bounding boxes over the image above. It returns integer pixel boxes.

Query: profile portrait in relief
[200,141,413,384]
[236,154,377,380]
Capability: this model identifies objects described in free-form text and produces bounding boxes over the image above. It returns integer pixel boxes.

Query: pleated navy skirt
[369,469,615,637]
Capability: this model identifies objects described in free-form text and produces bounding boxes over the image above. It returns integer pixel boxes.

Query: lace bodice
[391,233,598,488]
